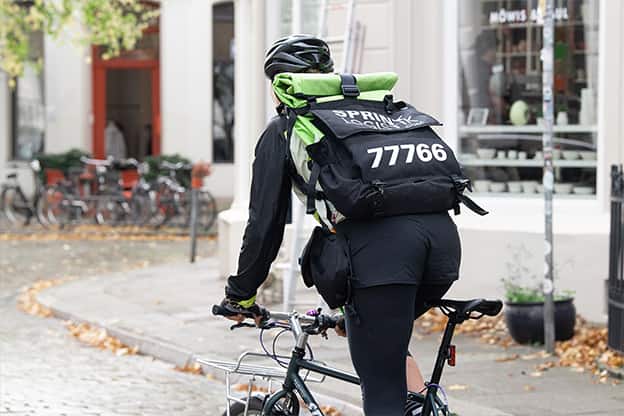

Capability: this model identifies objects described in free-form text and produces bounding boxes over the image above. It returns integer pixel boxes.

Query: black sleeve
[225,117,292,302]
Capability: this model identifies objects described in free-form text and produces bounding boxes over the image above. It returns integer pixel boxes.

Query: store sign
[489,7,569,25]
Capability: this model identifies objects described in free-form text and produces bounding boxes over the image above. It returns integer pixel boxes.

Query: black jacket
[225,115,292,301]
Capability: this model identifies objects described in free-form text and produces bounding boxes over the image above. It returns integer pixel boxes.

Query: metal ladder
[278,0,365,312]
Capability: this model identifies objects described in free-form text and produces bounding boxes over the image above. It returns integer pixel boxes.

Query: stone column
[0,73,9,165]
[218,0,267,278]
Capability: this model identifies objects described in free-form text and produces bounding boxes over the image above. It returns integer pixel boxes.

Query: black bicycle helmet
[264,34,334,80]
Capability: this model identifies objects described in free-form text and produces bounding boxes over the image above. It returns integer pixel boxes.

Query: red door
[92,29,160,159]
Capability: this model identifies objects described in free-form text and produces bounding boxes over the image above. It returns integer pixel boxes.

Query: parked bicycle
[1,160,48,227]
[79,156,151,226]
[152,161,217,231]
[210,298,502,416]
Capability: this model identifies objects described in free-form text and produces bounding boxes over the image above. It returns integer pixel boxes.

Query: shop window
[11,32,45,161]
[212,1,235,163]
[458,0,599,198]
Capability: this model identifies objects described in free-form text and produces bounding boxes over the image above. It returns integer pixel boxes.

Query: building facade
[2,0,622,321]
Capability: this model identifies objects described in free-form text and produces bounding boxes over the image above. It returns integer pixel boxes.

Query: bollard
[190,162,211,263]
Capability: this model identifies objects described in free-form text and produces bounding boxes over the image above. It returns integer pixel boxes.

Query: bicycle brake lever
[229,322,256,330]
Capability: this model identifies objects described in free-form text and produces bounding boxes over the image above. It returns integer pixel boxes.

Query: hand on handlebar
[334,316,347,337]
[215,298,268,327]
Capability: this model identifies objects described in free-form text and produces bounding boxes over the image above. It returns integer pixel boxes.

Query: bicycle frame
[264,310,455,416]
[263,312,359,415]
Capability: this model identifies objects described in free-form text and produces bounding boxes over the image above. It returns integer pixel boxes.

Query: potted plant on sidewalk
[502,245,576,345]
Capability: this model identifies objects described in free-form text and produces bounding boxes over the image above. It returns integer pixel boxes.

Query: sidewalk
[37,258,624,416]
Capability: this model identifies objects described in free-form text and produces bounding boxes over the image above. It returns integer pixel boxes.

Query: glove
[217,297,269,325]
[335,315,347,337]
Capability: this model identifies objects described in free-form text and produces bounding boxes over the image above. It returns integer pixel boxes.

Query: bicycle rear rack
[197,351,326,416]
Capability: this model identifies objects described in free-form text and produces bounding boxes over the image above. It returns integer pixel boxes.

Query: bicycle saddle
[429,298,502,318]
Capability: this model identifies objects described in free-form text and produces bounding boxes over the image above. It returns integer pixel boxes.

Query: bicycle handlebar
[80,156,139,169]
[160,161,192,171]
[80,156,112,167]
[212,304,339,332]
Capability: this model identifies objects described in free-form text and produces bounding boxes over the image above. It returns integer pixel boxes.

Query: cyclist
[218,34,461,415]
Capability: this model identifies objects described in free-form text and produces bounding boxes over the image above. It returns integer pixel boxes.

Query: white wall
[43,28,91,154]
[161,0,235,196]
[452,228,608,324]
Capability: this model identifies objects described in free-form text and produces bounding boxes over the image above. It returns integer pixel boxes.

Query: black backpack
[283,74,488,225]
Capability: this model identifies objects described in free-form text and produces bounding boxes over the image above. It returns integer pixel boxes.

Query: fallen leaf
[174,362,202,375]
[523,384,536,392]
[496,354,520,363]
[320,405,342,416]
[65,321,139,356]
[447,384,469,391]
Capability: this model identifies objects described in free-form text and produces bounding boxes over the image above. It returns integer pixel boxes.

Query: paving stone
[0,239,223,415]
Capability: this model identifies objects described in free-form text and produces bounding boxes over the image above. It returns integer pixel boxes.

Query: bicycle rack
[197,351,326,416]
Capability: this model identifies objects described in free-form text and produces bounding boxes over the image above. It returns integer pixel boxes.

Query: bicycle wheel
[42,186,72,227]
[223,397,263,416]
[1,187,31,226]
[33,189,51,227]
[95,196,125,226]
[197,189,218,232]
[152,185,183,229]
[129,190,152,226]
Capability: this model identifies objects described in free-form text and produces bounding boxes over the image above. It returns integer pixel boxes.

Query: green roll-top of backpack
[273,72,399,145]
[272,72,398,108]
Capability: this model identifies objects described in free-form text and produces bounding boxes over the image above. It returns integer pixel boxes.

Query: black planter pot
[504,298,576,344]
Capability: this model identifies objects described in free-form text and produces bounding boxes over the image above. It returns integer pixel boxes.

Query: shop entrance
[92,29,160,160]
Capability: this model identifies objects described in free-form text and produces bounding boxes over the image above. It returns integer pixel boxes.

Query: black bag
[299,226,352,309]
[286,74,488,220]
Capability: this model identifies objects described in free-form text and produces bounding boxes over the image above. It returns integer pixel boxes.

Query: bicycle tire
[180,189,217,232]
[33,189,50,228]
[197,189,218,232]
[129,190,153,226]
[95,195,126,226]
[152,185,184,229]
[42,185,72,228]
[1,186,31,226]
[223,397,263,416]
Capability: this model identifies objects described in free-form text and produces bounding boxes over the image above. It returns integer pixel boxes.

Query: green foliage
[35,148,90,181]
[144,154,192,188]
[502,243,575,304]
[0,0,159,86]
[504,282,575,304]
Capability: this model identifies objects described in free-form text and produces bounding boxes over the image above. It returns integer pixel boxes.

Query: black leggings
[344,282,452,415]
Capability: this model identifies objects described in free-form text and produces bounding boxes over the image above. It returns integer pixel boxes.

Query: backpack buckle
[340,74,360,98]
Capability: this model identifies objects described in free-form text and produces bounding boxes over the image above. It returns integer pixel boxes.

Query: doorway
[92,29,160,160]
[106,69,153,159]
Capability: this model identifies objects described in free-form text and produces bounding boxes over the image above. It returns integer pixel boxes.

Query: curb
[36,291,364,415]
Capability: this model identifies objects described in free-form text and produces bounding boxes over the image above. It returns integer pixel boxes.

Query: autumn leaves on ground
[6,229,624,415]
[416,309,624,384]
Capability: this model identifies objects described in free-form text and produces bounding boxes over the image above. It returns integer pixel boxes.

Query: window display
[458,0,599,198]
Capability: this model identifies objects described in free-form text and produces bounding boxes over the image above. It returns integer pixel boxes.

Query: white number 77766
[367,143,447,168]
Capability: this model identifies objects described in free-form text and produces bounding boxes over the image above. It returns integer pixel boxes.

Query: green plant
[502,244,575,303]
[0,0,159,86]
[504,281,574,303]
[35,148,90,181]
